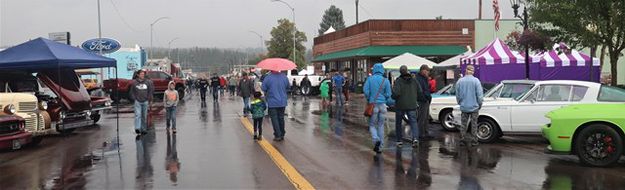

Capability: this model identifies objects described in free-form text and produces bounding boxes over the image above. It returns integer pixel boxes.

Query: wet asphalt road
[2,91,625,189]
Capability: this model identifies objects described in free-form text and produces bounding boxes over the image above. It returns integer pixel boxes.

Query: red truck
[103,70,186,102]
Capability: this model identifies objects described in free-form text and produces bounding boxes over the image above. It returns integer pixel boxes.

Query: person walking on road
[300,74,311,96]
[164,81,179,133]
[415,65,433,140]
[261,70,290,141]
[238,72,255,116]
[320,79,330,107]
[251,92,267,140]
[343,72,352,104]
[332,70,345,106]
[129,70,154,135]
[228,76,237,96]
[455,65,483,147]
[198,77,209,102]
[210,74,221,102]
[219,76,227,96]
[392,65,422,147]
[364,63,392,154]
[291,78,298,96]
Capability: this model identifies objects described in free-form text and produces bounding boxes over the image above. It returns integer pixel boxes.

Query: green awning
[313,45,467,62]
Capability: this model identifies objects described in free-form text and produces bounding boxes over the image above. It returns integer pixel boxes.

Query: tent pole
[115,66,119,138]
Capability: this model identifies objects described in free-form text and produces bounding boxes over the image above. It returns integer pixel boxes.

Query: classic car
[542,87,625,167]
[38,70,112,133]
[430,80,534,131]
[0,114,31,150]
[453,80,618,143]
[103,70,186,102]
[0,78,52,145]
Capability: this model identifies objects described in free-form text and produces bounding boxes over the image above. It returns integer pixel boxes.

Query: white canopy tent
[382,53,437,70]
[435,51,473,68]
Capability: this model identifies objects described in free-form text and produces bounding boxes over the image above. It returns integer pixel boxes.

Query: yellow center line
[239,117,315,190]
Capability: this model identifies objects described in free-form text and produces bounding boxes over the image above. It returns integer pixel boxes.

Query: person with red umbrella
[257,58,294,141]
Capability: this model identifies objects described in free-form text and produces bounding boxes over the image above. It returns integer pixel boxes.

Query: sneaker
[172,129,177,133]
[253,135,258,140]
[396,141,403,147]
[257,135,262,140]
[412,140,419,147]
[373,141,382,153]
[135,129,141,134]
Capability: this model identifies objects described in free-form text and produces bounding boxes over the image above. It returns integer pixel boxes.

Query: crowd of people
[129,64,483,153]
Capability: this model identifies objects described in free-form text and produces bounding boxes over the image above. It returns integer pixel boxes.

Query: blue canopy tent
[0,37,116,70]
[0,37,121,136]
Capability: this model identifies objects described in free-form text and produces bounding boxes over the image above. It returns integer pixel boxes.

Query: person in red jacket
[219,76,227,95]
[428,75,437,93]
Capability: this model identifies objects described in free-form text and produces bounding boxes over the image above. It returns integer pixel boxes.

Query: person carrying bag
[363,63,392,154]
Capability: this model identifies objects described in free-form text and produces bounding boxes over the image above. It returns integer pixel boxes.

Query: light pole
[149,16,170,60]
[248,31,264,50]
[167,37,180,60]
[511,0,530,79]
[271,0,296,64]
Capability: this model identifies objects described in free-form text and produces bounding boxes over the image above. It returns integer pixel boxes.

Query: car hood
[38,71,91,112]
[547,103,625,120]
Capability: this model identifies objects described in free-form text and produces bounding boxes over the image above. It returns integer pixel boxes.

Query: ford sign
[81,38,121,54]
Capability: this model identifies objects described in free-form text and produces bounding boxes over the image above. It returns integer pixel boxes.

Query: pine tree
[318,5,346,36]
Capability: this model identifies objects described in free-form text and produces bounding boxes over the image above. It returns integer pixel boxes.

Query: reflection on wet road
[1,93,625,189]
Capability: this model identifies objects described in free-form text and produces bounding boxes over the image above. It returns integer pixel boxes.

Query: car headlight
[39,101,48,110]
[4,104,16,115]
[60,111,66,119]
[105,101,112,107]
[86,111,92,117]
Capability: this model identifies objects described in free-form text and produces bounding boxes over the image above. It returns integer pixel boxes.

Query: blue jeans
[334,87,344,106]
[134,101,149,132]
[268,107,286,138]
[212,86,219,100]
[395,110,419,141]
[369,103,387,146]
[166,106,176,129]
[242,97,251,115]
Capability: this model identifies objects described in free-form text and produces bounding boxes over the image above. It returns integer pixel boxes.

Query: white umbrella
[382,53,437,70]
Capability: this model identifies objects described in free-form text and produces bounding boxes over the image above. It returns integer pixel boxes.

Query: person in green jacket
[320,80,330,106]
[392,65,423,147]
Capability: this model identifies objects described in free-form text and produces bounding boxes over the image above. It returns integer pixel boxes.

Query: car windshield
[514,84,537,101]
[598,85,625,102]
[0,79,39,93]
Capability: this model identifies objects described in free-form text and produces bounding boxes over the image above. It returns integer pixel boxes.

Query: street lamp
[511,0,530,79]
[150,16,170,60]
[248,30,264,51]
[271,0,297,64]
[168,37,180,60]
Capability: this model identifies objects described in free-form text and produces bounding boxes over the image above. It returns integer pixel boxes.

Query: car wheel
[575,124,623,167]
[177,88,186,100]
[30,136,43,147]
[439,110,458,131]
[91,114,101,123]
[475,118,500,143]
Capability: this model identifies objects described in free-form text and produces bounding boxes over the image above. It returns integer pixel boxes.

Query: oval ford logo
[81,38,121,54]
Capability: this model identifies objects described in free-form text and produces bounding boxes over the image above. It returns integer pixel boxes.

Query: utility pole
[478,0,482,20]
[356,0,359,24]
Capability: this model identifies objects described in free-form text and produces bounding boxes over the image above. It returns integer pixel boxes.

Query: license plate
[12,139,21,150]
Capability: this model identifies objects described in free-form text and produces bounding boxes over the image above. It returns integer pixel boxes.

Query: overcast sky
[0,0,517,49]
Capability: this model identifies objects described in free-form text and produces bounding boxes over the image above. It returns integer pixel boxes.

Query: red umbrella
[256,58,297,71]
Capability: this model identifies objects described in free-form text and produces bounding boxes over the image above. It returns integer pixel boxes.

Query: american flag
[493,0,501,31]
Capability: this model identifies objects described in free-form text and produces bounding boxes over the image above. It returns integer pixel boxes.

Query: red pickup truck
[103,70,186,102]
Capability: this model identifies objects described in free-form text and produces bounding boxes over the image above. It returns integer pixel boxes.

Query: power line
[108,0,145,33]
[358,3,375,18]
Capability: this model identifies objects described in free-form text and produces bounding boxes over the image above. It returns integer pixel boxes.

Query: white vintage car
[452,80,616,143]
[430,80,535,131]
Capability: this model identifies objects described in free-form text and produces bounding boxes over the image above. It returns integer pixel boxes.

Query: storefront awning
[313,45,467,62]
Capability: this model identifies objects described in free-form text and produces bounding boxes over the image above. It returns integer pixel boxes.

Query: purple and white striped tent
[460,39,600,83]
[535,49,600,82]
